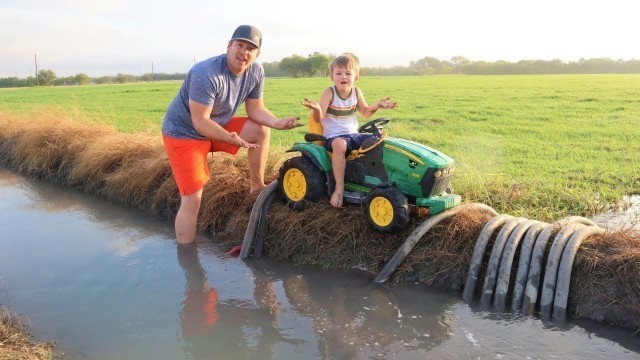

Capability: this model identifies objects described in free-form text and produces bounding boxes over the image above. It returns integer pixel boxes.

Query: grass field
[1,74,639,221]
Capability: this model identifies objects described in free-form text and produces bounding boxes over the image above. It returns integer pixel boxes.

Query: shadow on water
[1,167,639,359]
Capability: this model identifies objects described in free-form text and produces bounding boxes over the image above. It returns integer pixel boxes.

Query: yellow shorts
[162,116,248,195]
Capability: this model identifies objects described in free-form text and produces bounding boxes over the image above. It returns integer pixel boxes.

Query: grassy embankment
[1,307,54,360]
[1,75,639,335]
[1,74,638,222]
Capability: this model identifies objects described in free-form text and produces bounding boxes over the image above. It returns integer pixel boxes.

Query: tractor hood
[383,137,454,168]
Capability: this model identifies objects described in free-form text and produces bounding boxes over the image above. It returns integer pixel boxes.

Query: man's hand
[301,98,321,111]
[228,132,259,149]
[273,116,302,130]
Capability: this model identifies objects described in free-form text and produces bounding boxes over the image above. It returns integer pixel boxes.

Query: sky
[1,0,638,78]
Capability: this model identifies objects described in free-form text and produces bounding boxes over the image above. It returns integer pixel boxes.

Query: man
[162,25,300,244]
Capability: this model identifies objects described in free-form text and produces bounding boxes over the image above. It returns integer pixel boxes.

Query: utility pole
[34,53,39,86]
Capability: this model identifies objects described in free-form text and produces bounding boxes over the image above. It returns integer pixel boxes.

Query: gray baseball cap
[230,25,262,49]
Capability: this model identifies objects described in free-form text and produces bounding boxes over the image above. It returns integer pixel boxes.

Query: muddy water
[592,195,640,231]
[0,168,638,360]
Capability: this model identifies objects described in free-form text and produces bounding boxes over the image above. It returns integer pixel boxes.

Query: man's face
[226,40,260,75]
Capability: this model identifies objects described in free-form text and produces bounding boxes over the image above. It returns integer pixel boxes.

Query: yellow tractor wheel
[282,167,307,202]
[365,186,410,233]
[278,156,326,210]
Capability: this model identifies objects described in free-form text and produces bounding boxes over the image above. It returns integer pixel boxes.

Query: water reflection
[178,244,287,359]
[278,268,455,358]
[3,168,172,257]
[2,167,639,360]
[175,240,458,359]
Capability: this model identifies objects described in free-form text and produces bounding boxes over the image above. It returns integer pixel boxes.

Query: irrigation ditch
[0,113,638,335]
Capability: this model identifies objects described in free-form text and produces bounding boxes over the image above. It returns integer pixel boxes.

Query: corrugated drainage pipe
[539,222,589,318]
[510,221,547,311]
[462,214,513,303]
[374,203,499,284]
[552,226,605,320]
[480,217,528,306]
[240,181,279,259]
[521,216,596,315]
[253,186,278,258]
[493,219,542,310]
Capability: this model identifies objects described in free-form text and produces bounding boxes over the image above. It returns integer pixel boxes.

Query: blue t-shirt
[162,54,264,140]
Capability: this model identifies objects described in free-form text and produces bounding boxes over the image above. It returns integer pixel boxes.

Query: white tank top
[322,86,359,138]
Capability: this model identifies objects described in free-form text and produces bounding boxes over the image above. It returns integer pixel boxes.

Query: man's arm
[189,100,257,148]
[245,97,301,130]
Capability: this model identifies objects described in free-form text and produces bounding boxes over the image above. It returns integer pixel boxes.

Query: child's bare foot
[330,191,343,208]
[250,184,267,195]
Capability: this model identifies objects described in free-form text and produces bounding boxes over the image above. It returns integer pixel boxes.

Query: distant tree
[53,76,70,86]
[467,60,490,75]
[139,73,154,81]
[37,69,57,86]
[279,55,311,77]
[75,73,91,85]
[94,76,114,84]
[261,61,285,77]
[138,72,184,81]
[0,76,24,87]
[450,56,470,74]
[115,73,137,83]
[409,56,453,75]
[307,52,331,77]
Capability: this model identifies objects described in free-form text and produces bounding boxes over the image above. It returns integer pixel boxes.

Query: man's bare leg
[175,188,203,244]
[240,120,270,194]
[330,139,347,208]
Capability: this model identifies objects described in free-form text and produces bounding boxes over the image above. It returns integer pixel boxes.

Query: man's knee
[243,120,270,142]
[180,192,202,213]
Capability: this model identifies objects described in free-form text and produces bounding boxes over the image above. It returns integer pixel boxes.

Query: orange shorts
[163,116,249,195]
[181,288,219,337]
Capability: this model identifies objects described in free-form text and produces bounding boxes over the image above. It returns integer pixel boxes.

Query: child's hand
[301,98,321,111]
[378,97,398,109]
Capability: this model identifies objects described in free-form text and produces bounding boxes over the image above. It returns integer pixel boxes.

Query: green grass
[1,74,639,221]
[0,81,180,133]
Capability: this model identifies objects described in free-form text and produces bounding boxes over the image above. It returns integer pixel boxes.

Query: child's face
[331,66,357,91]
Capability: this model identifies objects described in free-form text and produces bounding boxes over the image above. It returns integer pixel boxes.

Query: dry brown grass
[1,110,639,334]
[572,231,640,331]
[0,307,54,360]
[263,203,493,288]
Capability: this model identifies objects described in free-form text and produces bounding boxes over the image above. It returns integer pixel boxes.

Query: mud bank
[0,112,638,333]
[1,306,54,360]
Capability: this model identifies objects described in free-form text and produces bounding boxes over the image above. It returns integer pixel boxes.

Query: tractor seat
[304,133,326,143]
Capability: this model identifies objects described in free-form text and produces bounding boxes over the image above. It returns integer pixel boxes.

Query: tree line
[267,54,640,77]
[0,71,185,88]
[2,55,639,88]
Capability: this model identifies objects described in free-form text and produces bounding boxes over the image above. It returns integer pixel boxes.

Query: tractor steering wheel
[358,118,389,137]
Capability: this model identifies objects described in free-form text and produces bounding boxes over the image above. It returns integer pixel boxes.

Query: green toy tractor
[277,118,461,233]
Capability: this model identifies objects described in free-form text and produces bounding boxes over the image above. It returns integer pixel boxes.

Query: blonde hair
[329,53,360,76]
